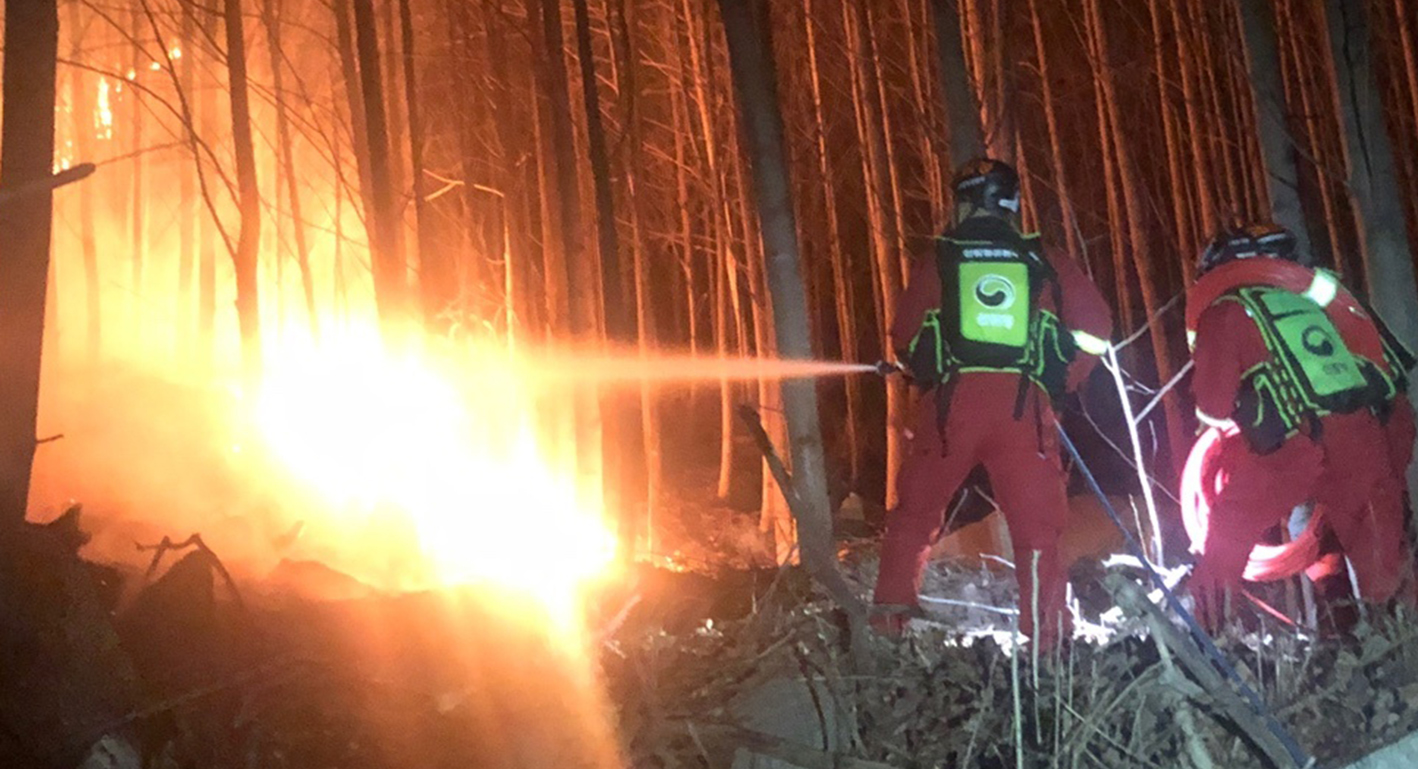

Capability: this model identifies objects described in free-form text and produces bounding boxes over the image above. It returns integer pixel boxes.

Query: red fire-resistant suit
[873,244,1112,643]
[1187,270,1411,629]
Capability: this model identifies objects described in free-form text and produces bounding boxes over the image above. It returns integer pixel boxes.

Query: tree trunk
[225,0,262,386]
[176,2,196,359]
[1237,0,1315,260]
[537,0,584,339]
[1027,0,1082,263]
[1086,0,1189,474]
[931,0,985,163]
[1172,0,1220,239]
[484,0,534,341]
[68,1,101,361]
[1148,0,1195,267]
[352,0,407,339]
[537,0,597,494]
[0,0,60,526]
[1281,0,1345,271]
[1324,0,1418,349]
[334,0,377,263]
[401,0,439,331]
[803,0,861,484]
[679,0,749,504]
[845,0,905,511]
[573,0,643,556]
[716,0,859,613]
[265,0,319,339]
[198,66,217,365]
[1082,0,1133,325]
[129,5,146,333]
[612,0,663,554]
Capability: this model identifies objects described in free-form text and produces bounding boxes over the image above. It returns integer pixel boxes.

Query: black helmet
[951,158,1020,220]
[1243,222,1298,262]
[1198,227,1260,275]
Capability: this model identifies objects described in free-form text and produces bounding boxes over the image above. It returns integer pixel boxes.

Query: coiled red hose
[1181,425,1321,581]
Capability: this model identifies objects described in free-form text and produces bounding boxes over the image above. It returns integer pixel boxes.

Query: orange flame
[249,323,618,621]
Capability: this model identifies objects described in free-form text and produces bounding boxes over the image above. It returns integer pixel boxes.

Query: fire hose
[1057,423,1313,768]
[1181,424,1322,581]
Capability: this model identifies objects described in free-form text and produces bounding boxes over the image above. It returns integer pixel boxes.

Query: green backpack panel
[1227,285,1370,453]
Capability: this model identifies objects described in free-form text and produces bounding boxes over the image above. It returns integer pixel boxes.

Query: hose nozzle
[874,360,905,378]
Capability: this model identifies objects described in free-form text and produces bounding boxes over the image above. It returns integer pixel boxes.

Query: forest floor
[5,482,1418,769]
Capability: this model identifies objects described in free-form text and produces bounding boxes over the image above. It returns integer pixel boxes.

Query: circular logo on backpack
[973,275,1016,309]
[1301,325,1335,357]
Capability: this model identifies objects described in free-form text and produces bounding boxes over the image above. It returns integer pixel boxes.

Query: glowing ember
[249,324,618,618]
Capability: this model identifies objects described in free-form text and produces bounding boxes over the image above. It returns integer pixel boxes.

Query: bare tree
[573,0,644,551]
[717,0,860,613]
[224,0,262,384]
[1237,0,1314,255]
[931,0,984,163]
[1325,0,1418,349]
[67,0,101,361]
[0,0,60,525]
[264,0,318,339]
[352,0,407,338]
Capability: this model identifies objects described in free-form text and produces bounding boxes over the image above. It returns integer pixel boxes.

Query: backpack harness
[1218,284,1375,454]
[903,219,1077,452]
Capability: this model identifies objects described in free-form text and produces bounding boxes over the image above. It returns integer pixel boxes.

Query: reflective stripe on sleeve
[1072,330,1110,356]
[1304,270,1338,308]
[1195,409,1236,431]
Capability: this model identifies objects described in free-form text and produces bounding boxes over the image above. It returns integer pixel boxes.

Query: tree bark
[176,1,196,359]
[676,0,740,501]
[537,0,598,495]
[931,0,985,164]
[612,0,663,554]
[225,0,262,386]
[401,0,440,331]
[1082,0,1133,325]
[352,0,407,339]
[129,5,146,332]
[573,0,643,555]
[716,0,860,613]
[1086,0,1189,472]
[803,0,861,484]
[265,0,319,339]
[1027,0,1082,263]
[1172,0,1219,239]
[1148,0,1195,266]
[333,0,377,265]
[1324,0,1418,350]
[845,0,905,512]
[1237,0,1315,260]
[0,0,60,526]
[68,1,101,361]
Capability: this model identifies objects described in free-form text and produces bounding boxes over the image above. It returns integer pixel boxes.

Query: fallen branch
[137,533,246,611]
[0,163,95,206]
[1107,574,1312,769]
[736,405,865,627]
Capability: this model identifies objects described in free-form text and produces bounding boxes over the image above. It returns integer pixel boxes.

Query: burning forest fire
[249,325,619,618]
[8,0,1418,764]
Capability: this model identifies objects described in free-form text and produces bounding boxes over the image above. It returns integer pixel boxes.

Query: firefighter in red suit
[1186,227,1412,629]
[872,159,1112,643]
